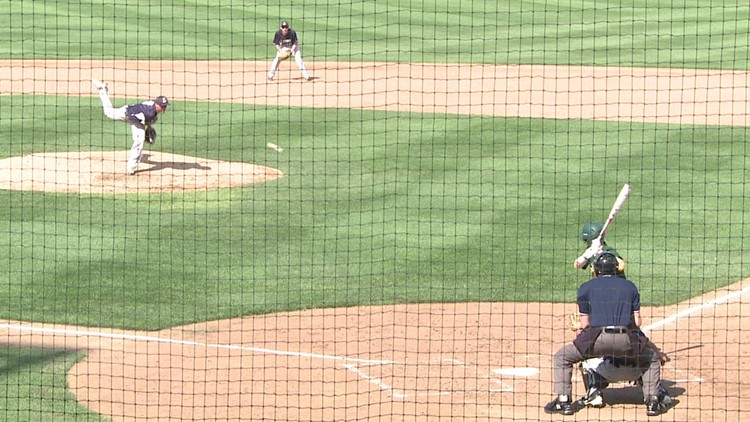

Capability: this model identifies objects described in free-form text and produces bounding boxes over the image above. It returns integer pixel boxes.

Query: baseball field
[1,1,749,421]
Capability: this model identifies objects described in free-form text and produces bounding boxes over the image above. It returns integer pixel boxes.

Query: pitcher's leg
[127,125,146,174]
[96,89,121,120]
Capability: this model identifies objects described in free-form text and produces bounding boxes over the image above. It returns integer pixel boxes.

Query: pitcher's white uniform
[268,21,310,81]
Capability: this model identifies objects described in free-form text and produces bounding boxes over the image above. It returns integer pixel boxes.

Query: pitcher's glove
[278,49,292,61]
[146,126,157,144]
[568,313,582,332]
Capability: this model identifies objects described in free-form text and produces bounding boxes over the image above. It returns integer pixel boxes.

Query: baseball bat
[596,183,631,242]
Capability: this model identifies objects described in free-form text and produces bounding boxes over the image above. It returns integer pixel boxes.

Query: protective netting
[1,1,749,421]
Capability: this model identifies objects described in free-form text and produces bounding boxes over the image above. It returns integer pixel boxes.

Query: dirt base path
[1,60,749,420]
[4,60,750,125]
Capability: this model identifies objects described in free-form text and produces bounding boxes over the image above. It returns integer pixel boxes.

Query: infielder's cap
[154,96,169,108]
[281,21,289,28]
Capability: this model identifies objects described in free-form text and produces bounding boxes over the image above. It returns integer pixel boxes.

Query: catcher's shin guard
[580,366,609,390]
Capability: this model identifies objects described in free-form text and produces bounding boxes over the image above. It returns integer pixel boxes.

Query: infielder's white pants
[97,89,146,174]
[268,49,310,80]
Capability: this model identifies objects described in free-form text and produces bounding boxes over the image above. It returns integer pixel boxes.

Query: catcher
[567,313,674,410]
[267,20,311,81]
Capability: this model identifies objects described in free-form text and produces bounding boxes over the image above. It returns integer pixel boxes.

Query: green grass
[0,348,100,421]
[1,0,750,68]
[2,2,750,418]
[1,95,748,330]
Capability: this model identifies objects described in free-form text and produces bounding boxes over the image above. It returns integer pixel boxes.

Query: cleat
[92,78,108,92]
[583,388,605,408]
[646,395,663,417]
[544,395,576,415]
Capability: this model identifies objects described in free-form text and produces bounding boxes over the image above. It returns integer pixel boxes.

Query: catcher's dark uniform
[547,269,664,414]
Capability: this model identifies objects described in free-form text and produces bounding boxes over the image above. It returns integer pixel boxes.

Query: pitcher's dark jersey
[125,101,160,129]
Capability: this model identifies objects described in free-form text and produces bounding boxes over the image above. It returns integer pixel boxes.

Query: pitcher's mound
[0,151,282,194]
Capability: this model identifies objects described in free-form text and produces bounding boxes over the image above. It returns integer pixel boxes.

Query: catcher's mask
[593,252,619,276]
[581,222,604,244]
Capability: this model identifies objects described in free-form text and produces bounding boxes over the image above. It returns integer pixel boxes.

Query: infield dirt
[1,60,748,421]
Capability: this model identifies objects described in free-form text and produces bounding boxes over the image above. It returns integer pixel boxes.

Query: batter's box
[344,358,512,399]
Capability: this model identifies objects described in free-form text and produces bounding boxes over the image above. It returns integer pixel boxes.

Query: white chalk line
[0,283,745,397]
[0,322,393,365]
[642,284,750,332]
[347,358,513,398]
[343,364,413,399]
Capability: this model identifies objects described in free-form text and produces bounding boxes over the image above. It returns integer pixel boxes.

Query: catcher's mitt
[568,313,582,332]
[145,126,157,144]
[278,49,292,61]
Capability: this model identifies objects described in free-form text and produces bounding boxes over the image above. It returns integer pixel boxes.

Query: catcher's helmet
[581,222,604,243]
[593,252,619,276]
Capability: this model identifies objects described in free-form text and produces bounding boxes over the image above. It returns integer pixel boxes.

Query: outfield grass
[1,1,749,68]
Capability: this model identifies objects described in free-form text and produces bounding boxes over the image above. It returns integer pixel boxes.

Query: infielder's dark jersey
[577,275,640,327]
[125,101,159,129]
[273,29,299,49]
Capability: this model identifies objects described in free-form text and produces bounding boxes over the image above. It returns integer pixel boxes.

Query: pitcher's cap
[281,21,289,28]
[154,96,169,107]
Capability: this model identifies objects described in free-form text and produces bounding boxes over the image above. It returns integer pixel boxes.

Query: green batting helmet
[580,222,604,243]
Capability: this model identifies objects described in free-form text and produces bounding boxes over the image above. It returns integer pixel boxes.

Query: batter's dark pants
[552,332,661,398]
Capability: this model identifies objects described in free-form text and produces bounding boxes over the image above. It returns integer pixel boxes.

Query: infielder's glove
[568,313,582,332]
[145,126,157,144]
[278,49,292,61]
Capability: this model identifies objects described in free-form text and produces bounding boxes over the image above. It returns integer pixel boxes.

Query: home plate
[492,367,539,377]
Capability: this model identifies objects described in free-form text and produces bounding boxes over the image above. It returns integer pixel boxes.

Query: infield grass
[0,348,100,421]
[1,95,748,330]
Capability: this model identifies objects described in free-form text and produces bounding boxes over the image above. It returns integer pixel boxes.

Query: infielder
[92,79,169,175]
[268,20,311,81]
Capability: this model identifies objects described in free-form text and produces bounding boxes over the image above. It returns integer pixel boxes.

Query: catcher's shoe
[92,78,108,92]
[579,388,604,408]
[645,395,665,416]
[544,396,575,415]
